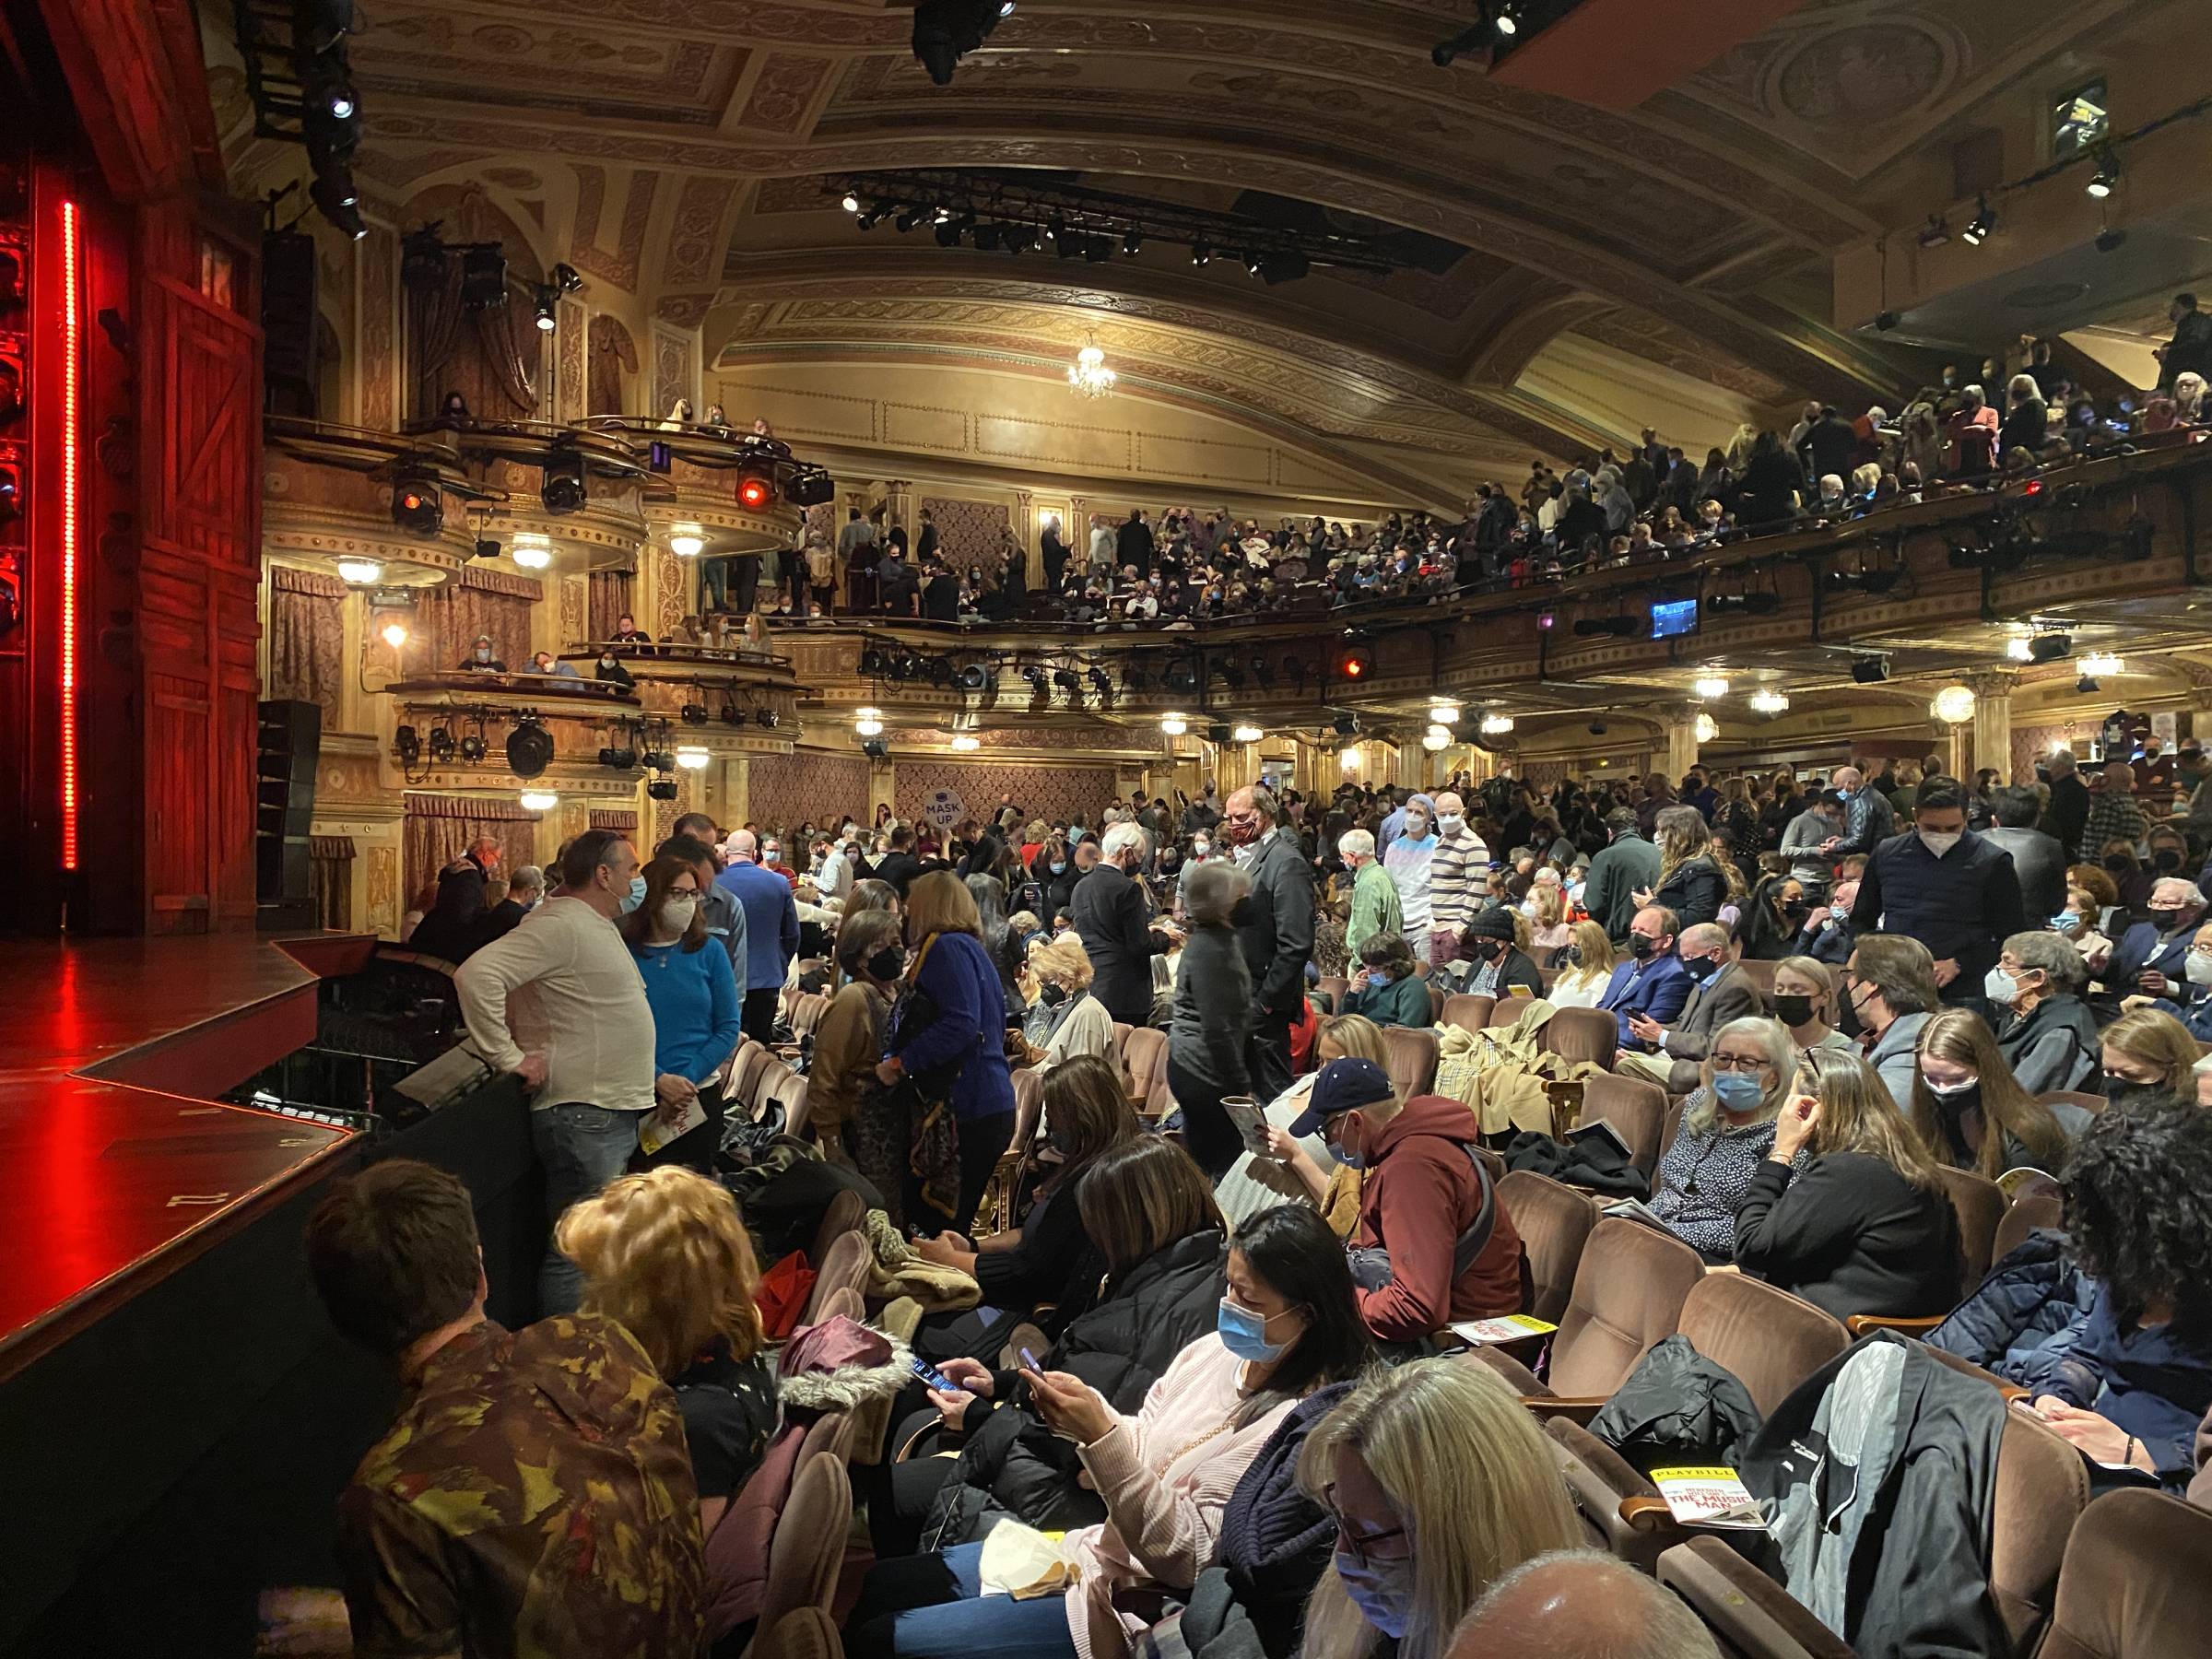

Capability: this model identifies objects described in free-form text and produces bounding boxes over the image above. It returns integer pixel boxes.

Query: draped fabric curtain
[421,565,540,670]
[590,810,639,832]
[406,270,537,418]
[309,834,355,930]
[473,290,538,414]
[403,794,540,910]
[267,567,347,729]
[588,570,634,641]
[406,272,468,423]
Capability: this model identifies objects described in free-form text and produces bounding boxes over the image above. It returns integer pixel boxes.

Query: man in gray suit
[1981,785,2068,923]
[1615,923,1766,1088]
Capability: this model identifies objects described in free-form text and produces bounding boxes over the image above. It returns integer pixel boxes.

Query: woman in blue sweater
[878,870,1018,1234]
[620,853,742,1172]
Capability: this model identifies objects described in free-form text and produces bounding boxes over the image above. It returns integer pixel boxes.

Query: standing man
[1339,828,1402,964]
[1071,821,1178,1026]
[666,817,747,989]
[716,829,798,1043]
[1226,784,1313,1101]
[1427,791,1490,969]
[1980,786,2069,923]
[2042,748,2090,860]
[1821,763,1897,861]
[1117,506,1156,578]
[1087,512,1117,581]
[838,505,878,615]
[2081,757,2150,859]
[1850,777,2024,1005]
[1781,790,1846,888]
[453,830,658,1312]
[1583,807,1661,945]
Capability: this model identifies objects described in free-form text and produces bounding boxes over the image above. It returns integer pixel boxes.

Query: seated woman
[1649,1017,1797,1264]
[618,853,742,1172]
[1543,921,1615,1010]
[849,1205,1373,1659]
[2100,1006,2205,1107]
[1218,1013,1382,1231]
[1910,1006,2089,1180]
[1024,933,1113,1073]
[555,1167,776,1534]
[1293,1359,1583,1659]
[2017,1103,2212,1491]
[1986,928,2100,1095]
[1733,1046,1960,1322]
[908,1053,1137,1345]
[1527,881,1572,956]
[1770,954,1853,1054]
[813,911,909,1211]
[1342,931,1432,1029]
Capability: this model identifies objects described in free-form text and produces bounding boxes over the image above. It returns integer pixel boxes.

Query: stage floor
[0,934,361,1375]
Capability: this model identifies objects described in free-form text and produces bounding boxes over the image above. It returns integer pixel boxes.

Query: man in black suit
[2041,748,2090,861]
[1116,508,1155,578]
[870,825,923,896]
[921,558,959,620]
[1225,783,1314,1100]
[1071,822,1178,1026]
[473,863,543,949]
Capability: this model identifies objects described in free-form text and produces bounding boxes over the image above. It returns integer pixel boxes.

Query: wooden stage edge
[0,933,374,1382]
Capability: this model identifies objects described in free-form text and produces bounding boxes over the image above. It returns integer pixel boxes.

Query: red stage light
[736,474,773,511]
[61,200,82,873]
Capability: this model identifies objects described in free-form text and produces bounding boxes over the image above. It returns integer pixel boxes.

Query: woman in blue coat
[621,853,743,1172]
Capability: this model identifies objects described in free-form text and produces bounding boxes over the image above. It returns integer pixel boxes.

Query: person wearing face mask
[1616,922,1764,1089]
[454,830,655,1313]
[1026,932,1114,1074]
[1294,1359,1581,1659]
[457,631,507,673]
[1986,929,2100,1093]
[2098,1006,2205,1107]
[1768,955,1853,1055]
[618,855,741,1173]
[591,648,634,688]
[1071,821,1180,1027]
[848,1202,1371,1659]
[1426,792,1490,968]
[1452,905,1543,998]
[1980,785,2069,922]
[1287,1057,1526,1340]
[2088,876,2207,1015]
[1381,792,1440,966]
[1647,1017,1798,1261]
[1596,905,1694,1053]
[1165,860,1256,1179]
[1338,829,1402,966]
[1343,932,1431,1030]
[1841,934,1940,1110]
[714,828,800,1043]
[810,910,911,1204]
[1849,777,2024,1005]
[1909,1007,2088,1182]
[1227,785,1315,1103]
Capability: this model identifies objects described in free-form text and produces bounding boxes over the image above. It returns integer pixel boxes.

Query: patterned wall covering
[895,760,1120,830]
[748,750,873,829]
[2013,721,2096,780]
[920,496,1011,567]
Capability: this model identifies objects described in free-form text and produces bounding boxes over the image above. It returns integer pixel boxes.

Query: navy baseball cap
[1287,1056,1395,1139]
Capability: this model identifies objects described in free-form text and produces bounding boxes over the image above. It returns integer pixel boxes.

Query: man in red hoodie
[1288,1057,1524,1344]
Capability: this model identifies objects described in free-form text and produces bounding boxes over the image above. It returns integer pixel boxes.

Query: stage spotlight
[924,656,954,688]
[506,715,552,779]
[2086,148,2119,197]
[889,653,922,682]
[1334,643,1373,680]
[719,698,741,725]
[895,206,927,232]
[459,246,507,310]
[2077,675,2100,694]
[1850,657,1890,684]
[861,647,889,677]
[1257,252,1310,285]
[1087,665,1113,700]
[912,0,1012,84]
[935,215,971,249]
[1020,663,1046,688]
[394,724,419,766]
[735,468,776,511]
[1122,229,1143,256]
[971,223,1004,252]
[1192,243,1211,266]
[598,745,637,771]
[541,449,586,514]
[1218,659,1246,689]
[646,778,678,802]
[1250,655,1275,688]
[391,475,442,535]
[1962,195,1995,245]
[1494,4,1517,34]
[2028,631,2073,663]
[400,229,447,290]
[459,730,487,763]
[1053,667,1081,695]
[841,191,862,213]
[1243,252,1265,276]
[532,285,559,332]
[856,203,889,230]
[958,663,992,692]
[1085,235,1112,264]
[681,700,709,724]
[1331,711,1359,737]
[641,745,674,772]
[1875,309,1900,331]
[862,737,889,759]
[1004,225,1037,255]
[1164,657,1198,695]
[754,707,779,729]
[428,724,456,763]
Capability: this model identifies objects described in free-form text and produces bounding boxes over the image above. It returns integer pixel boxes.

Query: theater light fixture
[506,715,553,779]
[1691,674,1729,700]
[1478,712,1514,735]
[950,734,981,751]
[378,620,410,649]
[2086,147,2120,197]
[675,746,711,770]
[647,778,679,802]
[1429,701,1460,724]
[853,706,885,737]
[336,558,382,586]
[1933,684,1977,724]
[541,447,586,513]
[2005,635,2033,661]
[2028,631,2074,663]
[1748,689,1790,714]
[1159,713,1189,736]
[668,525,705,559]
[1850,657,1891,683]
[1231,724,1264,744]
[1339,746,1361,771]
[1962,195,1995,245]
[1694,712,1719,745]
[1423,727,1449,752]
[392,476,442,535]
[510,533,552,571]
[519,790,559,812]
[841,191,863,213]
[2079,651,2124,677]
[736,468,775,511]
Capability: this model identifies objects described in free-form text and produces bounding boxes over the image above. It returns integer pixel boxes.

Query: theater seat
[2038,1088,2105,1116]
[1993,1188,2065,1264]
[1441,993,1495,1035]
[1657,1538,1853,1659]
[2037,1488,2212,1658]
[1382,1025,1440,1098]
[803,1230,871,1324]
[1122,1026,1169,1104]
[748,1057,795,1124]
[769,1072,812,1141]
[1488,994,1537,1028]
[1427,982,1446,1025]
[1937,1164,2006,1287]
[1318,975,1350,1013]
[1677,1273,1850,1418]
[1497,1170,1596,1324]
[1986,1398,2091,1653]
[1579,1072,1668,1179]
[1484,1216,1705,1405]
[807,1189,866,1267]
[1544,1006,1618,1067]
[755,1453,853,1639]
[1732,958,1779,1003]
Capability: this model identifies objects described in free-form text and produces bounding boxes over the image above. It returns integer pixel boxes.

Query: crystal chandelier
[1067,341,1116,398]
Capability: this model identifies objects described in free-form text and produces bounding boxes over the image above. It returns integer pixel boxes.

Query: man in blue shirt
[716,828,798,1042]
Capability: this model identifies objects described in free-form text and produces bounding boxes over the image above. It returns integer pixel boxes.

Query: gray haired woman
[1164,857,1255,1180]
[1647,1015,1797,1263]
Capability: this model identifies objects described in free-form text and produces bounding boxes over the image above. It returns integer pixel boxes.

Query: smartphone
[1019,1347,1045,1377]
[911,1356,958,1394]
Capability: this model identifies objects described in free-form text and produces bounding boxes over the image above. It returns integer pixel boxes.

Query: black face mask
[1682,954,1719,982]
[1628,934,1657,961]
[2155,850,2184,873]
[1038,982,1069,1007]
[1837,983,1867,1038]
[1773,994,1815,1027]
[867,946,906,982]
[1472,939,1502,962]
[2150,909,2185,932]
[2104,855,2136,876]
[2103,1071,2146,1106]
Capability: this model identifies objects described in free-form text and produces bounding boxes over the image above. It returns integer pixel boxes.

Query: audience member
[618,853,742,1172]
[812,910,906,1206]
[1616,921,1763,1088]
[1344,930,1432,1029]
[1600,906,1692,1053]
[1770,955,1853,1053]
[1843,933,1941,1109]
[1166,858,1257,1179]
[1851,776,2024,1003]
[1229,785,1316,1101]
[2100,1006,2204,1105]
[1649,1016,1798,1262]
[1546,921,1617,1008]
[1025,932,1113,1073]
[716,829,799,1043]
[1987,929,2100,1094]
[1447,1551,1721,1659]
[1909,1006,2090,1180]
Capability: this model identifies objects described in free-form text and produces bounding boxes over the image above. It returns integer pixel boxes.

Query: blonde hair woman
[1735,1047,1960,1321]
[1528,882,1571,954]
[1028,931,1112,1073]
[1650,1015,1797,1260]
[1297,1359,1581,1658]
[1641,803,1726,930]
[1912,1006,2088,1180]
[2100,1006,2205,1103]
[1546,920,1616,1009]
[1218,1013,1385,1230]
[555,1167,774,1532]
[1771,955,1853,1052]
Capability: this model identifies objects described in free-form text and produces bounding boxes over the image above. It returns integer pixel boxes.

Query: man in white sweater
[455,829,657,1314]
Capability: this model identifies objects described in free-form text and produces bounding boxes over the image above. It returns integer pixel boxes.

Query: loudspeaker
[261,231,321,418]
[256,700,323,921]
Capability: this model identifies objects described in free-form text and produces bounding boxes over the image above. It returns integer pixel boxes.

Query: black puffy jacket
[922,1229,1229,1546]
[1587,1334,1763,1475]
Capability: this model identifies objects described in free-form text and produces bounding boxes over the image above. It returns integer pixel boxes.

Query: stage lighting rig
[912,0,1016,85]
[506,715,553,779]
[391,473,442,535]
[542,447,586,514]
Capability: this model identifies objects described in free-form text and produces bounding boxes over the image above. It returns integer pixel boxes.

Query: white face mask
[2188,951,2212,988]
[1919,830,1963,857]
[1983,965,2022,1006]
[1437,813,1465,834]
[660,896,698,930]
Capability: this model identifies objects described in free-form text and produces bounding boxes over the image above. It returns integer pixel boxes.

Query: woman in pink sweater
[846,1206,1373,1658]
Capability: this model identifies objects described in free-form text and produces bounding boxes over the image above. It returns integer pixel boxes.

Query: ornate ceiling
[212,0,2145,481]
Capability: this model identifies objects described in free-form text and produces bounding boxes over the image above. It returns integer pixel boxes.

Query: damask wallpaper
[748,750,873,830]
[895,760,1119,830]
[920,496,1011,567]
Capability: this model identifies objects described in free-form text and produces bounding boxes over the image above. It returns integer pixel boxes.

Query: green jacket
[1345,970,1433,1030]
[1345,859,1404,962]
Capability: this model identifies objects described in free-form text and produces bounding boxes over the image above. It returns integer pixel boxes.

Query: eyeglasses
[1319,1482,1409,1568]
[1710,1053,1770,1074]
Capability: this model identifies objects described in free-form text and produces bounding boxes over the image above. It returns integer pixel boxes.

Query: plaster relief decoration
[918,497,1011,566]
[656,175,742,328]
[589,312,639,417]
[358,225,400,433]
[556,295,588,421]
[652,323,696,424]
[366,844,399,934]
[735,53,835,134]
[569,165,659,292]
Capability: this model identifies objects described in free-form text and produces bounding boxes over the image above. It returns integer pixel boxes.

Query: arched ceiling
[221,0,2138,468]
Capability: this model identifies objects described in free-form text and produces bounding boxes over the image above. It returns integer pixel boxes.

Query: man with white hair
[1339,827,1401,964]
[1427,790,1490,966]
[1446,1550,1719,1659]
[1821,762,1895,859]
[2088,875,2206,1010]
[1070,820,1176,1025]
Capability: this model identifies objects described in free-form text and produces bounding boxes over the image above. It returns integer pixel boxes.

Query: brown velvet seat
[806,1188,866,1268]
[1441,993,1495,1035]
[1993,1188,2065,1264]
[1658,1538,1853,1659]
[770,1071,812,1140]
[1121,1025,1170,1104]
[1937,1164,2007,1287]
[1580,1071,1669,1179]
[2037,1488,2212,1659]
[1487,993,1538,1028]
[1500,1216,1708,1401]
[1987,1399,2092,1653]
[1382,1024,1440,1098]
[1677,1272,1851,1418]
[1732,957,1780,1001]
[755,1453,853,1639]
[749,1056,795,1122]
[1427,982,1446,1025]
[802,1230,871,1324]
[1317,975,1349,1013]
[1496,1170,1597,1324]
[1545,1005,1619,1067]
[729,1041,775,1117]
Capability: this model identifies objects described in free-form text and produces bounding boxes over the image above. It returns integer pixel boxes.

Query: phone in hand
[912,1356,959,1394]
[1018,1347,1045,1378]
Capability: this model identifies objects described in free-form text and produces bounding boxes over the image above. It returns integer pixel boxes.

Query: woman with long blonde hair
[556,1166,774,1533]
[2100,1006,2205,1103]
[1911,1006,2086,1179]
[1546,919,1616,1008]
[1734,1046,1959,1321]
[1297,1359,1580,1658]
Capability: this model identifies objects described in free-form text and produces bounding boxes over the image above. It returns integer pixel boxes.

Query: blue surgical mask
[1333,1550,1415,1640]
[2050,912,2080,934]
[618,873,647,913]
[1712,1072,1764,1112]
[1217,1298,1296,1364]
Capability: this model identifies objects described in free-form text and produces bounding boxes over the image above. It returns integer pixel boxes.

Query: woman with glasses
[1649,1016,1798,1262]
[1293,1359,1580,1659]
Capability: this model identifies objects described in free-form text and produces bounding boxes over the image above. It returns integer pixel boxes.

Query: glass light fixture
[1159,713,1188,736]
[2005,636,2033,662]
[1067,340,1117,398]
[1231,723,1264,743]
[1694,712,1719,744]
[1692,674,1729,700]
[510,533,552,571]
[1429,700,1460,724]
[2079,652,2124,677]
[668,524,704,559]
[519,790,559,811]
[336,557,382,586]
[1339,746,1361,771]
[1749,689,1790,714]
[378,620,409,649]
[1932,683,1977,724]
[950,734,981,751]
[1478,712,1514,735]
[1423,726,1449,751]
[675,745,711,770]
[854,706,884,737]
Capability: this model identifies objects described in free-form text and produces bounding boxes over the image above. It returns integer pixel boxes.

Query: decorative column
[1960,669,2016,780]
[887,479,915,541]
[1660,703,1700,779]
[1013,488,1035,548]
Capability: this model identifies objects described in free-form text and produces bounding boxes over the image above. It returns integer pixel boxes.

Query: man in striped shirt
[1428,791,1491,967]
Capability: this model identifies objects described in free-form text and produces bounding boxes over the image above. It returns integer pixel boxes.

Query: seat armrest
[1620,1495,1678,1531]
[1522,1394,1609,1426]
[1460,1345,1546,1394]
[1845,1313,1946,1336]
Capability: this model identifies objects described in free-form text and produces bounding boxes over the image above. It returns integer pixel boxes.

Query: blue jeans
[700,557,729,612]
[532,1102,639,1315]
[844,1543,1076,1659]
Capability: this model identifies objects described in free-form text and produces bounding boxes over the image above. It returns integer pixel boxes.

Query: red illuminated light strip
[59,200,81,871]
